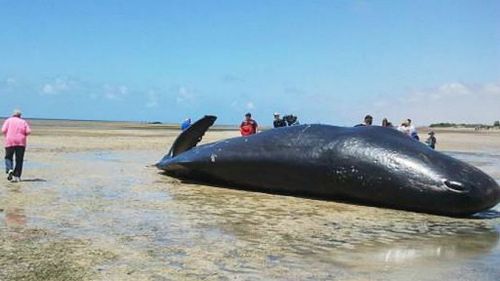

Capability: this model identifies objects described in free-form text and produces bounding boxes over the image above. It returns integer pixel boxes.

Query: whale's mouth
[444,180,470,193]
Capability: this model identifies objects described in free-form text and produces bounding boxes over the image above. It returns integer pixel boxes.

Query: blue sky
[1,0,499,125]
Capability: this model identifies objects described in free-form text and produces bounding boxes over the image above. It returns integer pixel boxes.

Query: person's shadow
[20,178,47,182]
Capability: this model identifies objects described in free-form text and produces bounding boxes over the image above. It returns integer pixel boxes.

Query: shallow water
[1,149,499,280]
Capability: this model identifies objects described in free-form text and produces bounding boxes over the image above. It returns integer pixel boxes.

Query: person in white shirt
[397,121,411,136]
[407,119,420,140]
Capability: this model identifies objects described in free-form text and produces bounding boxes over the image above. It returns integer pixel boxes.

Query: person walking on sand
[2,109,31,182]
[240,113,258,136]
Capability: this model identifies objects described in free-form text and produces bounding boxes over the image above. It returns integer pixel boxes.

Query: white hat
[273,112,280,116]
[12,109,22,116]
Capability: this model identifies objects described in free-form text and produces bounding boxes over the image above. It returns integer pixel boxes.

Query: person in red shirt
[240,113,258,136]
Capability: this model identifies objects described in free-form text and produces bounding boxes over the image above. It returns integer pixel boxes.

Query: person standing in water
[240,113,258,136]
[2,109,31,182]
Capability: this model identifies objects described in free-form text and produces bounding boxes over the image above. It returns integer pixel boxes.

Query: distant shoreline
[0,116,239,130]
[13,117,240,131]
[1,116,139,124]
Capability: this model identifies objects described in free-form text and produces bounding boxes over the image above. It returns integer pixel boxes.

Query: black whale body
[157,116,500,217]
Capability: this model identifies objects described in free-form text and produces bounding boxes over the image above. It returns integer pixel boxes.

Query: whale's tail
[167,115,217,158]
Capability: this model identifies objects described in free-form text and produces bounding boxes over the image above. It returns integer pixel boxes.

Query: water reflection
[361,228,499,264]
[473,203,500,219]
[152,176,500,278]
[0,186,28,232]
[4,207,27,228]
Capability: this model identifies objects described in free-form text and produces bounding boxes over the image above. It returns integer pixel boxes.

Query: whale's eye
[444,180,469,192]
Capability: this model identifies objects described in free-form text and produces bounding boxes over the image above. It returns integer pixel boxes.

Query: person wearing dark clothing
[240,113,258,136]
[355,115,373,127]
[283,114,299,126]
[273,113,287,128]
[4,147,25,181]
[425,131,437,149]
[382,118,393,128]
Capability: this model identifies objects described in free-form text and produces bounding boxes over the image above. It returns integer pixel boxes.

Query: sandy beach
[1,120,499,280]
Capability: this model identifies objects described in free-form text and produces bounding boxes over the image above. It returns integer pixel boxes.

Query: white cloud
[5,77,16,86]
[39,78,133,102]
[145,91,159,108]
[41,77,72,95]
[246,101,255,110]
[42,84,55,94]
[230,100,256,112]
[438,82,470,96]
[364,81,500,125]
[0,77,17,88]
[483,83,500,96]
[103,84,128,100]
[175,86,195,104]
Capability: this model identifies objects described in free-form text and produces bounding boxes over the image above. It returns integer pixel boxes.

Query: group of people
[240,112,300,136]
[238,113,436,149]
[355,114,437,149]
[273,113,299,128]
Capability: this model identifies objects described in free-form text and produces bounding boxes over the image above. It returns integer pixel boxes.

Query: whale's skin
[157,124,500,216]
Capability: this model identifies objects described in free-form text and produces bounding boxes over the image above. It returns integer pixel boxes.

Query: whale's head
[414,152,500,216]
[336,126,500,216]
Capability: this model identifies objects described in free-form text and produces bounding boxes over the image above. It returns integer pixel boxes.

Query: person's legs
[5,147,14,173]
[13,146,26,178]
[5,147,15,181]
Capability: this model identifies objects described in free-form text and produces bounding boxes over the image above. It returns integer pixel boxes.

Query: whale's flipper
[168,115,217,157]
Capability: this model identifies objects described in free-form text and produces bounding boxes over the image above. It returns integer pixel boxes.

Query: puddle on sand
[0,149,499,280]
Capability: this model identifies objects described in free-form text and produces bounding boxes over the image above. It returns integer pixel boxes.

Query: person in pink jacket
[2,109,31,182]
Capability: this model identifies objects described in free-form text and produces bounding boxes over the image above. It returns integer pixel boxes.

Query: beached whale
[157,116,500,216]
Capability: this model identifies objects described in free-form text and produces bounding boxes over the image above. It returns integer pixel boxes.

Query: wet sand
[1,120,499,280]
